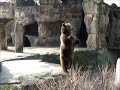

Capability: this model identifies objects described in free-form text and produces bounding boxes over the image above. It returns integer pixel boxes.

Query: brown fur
[60,23,80,73]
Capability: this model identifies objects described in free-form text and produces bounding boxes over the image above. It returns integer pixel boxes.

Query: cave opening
[23,22,38,47]
[77,9,88,47]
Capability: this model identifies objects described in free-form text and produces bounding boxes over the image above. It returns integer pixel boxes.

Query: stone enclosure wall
[83,0,110,48]
[0,0,120,52]
[0,2,14,50]
[108,4,120,49]
[13,0,83,52]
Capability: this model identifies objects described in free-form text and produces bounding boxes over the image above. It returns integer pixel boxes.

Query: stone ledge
[1,51,40,62]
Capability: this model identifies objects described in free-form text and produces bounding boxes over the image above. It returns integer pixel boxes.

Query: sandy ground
[0,47,62,85]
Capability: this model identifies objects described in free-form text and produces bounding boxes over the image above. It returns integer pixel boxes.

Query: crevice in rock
[77,9,88,47]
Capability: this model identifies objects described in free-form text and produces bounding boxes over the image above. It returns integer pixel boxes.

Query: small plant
[98,48,111,68]
[0,84,21,90]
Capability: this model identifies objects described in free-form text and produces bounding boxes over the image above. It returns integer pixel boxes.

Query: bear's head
[61,23,73,35]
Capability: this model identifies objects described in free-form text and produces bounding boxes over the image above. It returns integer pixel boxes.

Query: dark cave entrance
[23,22,38,47]
[77,9,88,47]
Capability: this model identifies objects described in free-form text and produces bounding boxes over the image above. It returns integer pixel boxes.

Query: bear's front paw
[68,35,74,40]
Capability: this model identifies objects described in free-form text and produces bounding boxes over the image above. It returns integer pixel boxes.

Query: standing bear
[60,23,80,73]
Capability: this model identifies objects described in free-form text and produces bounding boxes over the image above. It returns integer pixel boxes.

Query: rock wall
[38,20,62,46]
[83,0,109,48]
[0,2,13,18]
[14,0,83,49]
[0,22,7,50]
[15,7,37,26]
[5,20,15,46]
[1,0,120,52]
[0,2,14,50]
[0,19,13,50]
[107,5,120,49]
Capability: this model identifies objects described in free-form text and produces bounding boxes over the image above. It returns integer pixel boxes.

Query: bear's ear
[62,23,65,27]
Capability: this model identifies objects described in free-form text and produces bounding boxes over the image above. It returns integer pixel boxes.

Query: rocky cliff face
[107,4,120,49]
[83,0,109,48]
[83,0,120,49]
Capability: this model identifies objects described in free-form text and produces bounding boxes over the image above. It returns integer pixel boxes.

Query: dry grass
[23,66,119,90]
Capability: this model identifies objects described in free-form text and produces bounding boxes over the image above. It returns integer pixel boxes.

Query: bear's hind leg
[67,57,72,69]
[60,56,68,73]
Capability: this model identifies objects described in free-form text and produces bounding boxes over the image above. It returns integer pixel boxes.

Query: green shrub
[98,48,110,68]
[0,84,21,90]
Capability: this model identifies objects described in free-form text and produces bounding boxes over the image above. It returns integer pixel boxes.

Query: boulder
[115,58,120,87]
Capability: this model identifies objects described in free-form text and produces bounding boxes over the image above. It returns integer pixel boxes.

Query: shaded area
[78,9,88,47]
[40,54,60,64]
[24,22,38,47]
[0,65,13,84]
[107,4,120,48]
[61,0,83,5]
[16,0,36,6]
[23,36,31,47]
[24,22,38,37]
[7,38,13,46]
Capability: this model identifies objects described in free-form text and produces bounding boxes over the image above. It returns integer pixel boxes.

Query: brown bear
[60,23,80,73]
